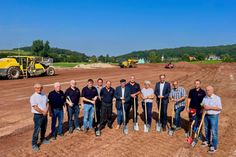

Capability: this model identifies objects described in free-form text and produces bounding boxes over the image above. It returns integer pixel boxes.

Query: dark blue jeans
[204,114,219,149]
[68,104,80,129]
[189,108,202,133]
[51,108,64,136]
[174,106,185,127]
[32,114,47,146]
[142,102,153,125]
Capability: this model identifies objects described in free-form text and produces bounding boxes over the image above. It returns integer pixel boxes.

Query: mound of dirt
[75,63,117,69]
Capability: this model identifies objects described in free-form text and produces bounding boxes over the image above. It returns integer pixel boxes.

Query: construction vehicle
[119,59,138,68]
[0,56,55,79]
[165,62,174,69]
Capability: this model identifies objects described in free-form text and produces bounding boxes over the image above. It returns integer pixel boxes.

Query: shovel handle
[134,98,136,123]
[122,101,126,125]
[94,103,97,123]
[196,111,206,137]
[144,100,148,125]
[158,98,162,123]
[171,100,175,127]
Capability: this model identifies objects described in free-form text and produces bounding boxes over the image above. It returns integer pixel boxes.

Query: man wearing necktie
[154,74,171,131]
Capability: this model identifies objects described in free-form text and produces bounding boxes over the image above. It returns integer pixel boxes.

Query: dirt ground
[0,63,236,157]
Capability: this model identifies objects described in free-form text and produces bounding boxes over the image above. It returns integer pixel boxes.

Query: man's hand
[122,99,125,104]
[42,110,48,116]
[158,96,164,99]
[131,94,136,98]
[93,96,98,101]
[204,105,212,110]
[185,107,189,113]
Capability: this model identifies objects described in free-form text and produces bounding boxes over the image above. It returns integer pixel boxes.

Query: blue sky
[0,0,235,56]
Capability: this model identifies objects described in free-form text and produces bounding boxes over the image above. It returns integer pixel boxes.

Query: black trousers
[99,102,112,129]
[94,100,102,125]
[126,98,138,124]
[157,100,168,126]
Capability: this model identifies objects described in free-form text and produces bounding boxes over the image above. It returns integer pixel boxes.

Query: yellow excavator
[0,56,55,79]
[119,59,138,68]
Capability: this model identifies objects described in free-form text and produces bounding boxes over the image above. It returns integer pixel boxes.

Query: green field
[190,60,222,64]
[52,62,88,68]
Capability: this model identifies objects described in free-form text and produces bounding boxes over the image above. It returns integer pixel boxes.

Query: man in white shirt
[201,86,222,154]
[30,83,50,152]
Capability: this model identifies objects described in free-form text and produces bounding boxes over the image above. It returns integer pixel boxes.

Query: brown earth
[0,63,236,157]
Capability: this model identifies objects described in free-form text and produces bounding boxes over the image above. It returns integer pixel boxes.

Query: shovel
[94,102,101,136]
[156,97,162,132]
[191,111,206,147]
[168,100,175,136]
[133,98,139,131]
[144,99,149,133]
[187,120,195,144]
[122,100,128,135]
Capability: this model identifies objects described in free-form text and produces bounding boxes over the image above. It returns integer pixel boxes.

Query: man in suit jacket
[154,74,171,131]
[114,79,131,129]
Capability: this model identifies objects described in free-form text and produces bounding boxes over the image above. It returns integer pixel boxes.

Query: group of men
[30,74,222,154]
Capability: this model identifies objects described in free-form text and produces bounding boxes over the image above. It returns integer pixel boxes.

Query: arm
[163,83,171,99]
[154,83,158,97]
[114,88,121,100]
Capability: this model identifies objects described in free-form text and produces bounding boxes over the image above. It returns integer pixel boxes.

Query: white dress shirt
[121,87,125,98]
[201,94,222,115]
[160,82,165,96]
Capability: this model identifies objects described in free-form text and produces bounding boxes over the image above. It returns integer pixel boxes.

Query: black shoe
[108,124,113,129]
[58,134,64,137]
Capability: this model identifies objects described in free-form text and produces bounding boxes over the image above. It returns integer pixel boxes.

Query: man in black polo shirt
[48,82,66,139]
[98,80,115,132]
[186,79,206,136]
[82,79,98,133]
[65,80,81,133]
[126,75,141,131]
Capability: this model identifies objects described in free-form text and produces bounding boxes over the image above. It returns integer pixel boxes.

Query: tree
[32,40,44,56]
[41,40,50,57]
[98,55,106,62]
[90,55,97,63]
[147,51,160,63]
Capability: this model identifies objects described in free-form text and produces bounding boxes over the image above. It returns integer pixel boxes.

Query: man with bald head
[201,86,222,154]
[48,82,66,139]
[126,75,141,131]
[65,80,81,133]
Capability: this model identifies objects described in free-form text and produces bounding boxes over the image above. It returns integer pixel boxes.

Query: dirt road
[0,63,235,157]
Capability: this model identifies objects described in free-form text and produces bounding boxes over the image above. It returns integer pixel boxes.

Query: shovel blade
[168,129,174,136]
[123,125,128,135]
[95,130,101,136]
[156,123,162,132]
[191,138,198,147]
[144,125,149,133]
[133,123,139,131]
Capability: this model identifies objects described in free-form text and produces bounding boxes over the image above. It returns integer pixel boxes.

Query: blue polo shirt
[48,90,66,109]
[100,87,115,104]
[82,86,98,105]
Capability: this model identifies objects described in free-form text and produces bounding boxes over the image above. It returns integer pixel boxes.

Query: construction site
[0,62,235,157]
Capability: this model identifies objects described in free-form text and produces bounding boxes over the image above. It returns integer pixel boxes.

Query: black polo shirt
[82,86,98,105]
[48,90,65,109]
[126,82,141,96]
[65,87,80,105]
[100,87,115,104]
[188,88,206,110]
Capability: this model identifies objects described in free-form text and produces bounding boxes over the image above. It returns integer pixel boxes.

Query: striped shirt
[201,94,222,115]
[170,86,186,109]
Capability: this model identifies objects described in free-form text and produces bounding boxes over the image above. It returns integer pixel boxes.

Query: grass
[52,62,88,68]
[189,60,222,64]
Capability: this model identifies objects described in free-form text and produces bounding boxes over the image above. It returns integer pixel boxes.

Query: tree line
[5,40,236,63]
